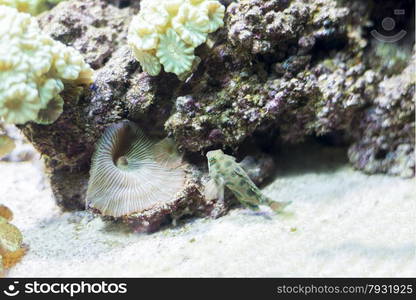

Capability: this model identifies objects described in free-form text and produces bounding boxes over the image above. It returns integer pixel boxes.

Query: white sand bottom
[1,145,415,277]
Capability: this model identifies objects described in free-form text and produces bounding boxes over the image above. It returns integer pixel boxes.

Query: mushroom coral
[0,0,66,15]
[127,0,225,77]
[0,5,93,125]
[86,121,186,218]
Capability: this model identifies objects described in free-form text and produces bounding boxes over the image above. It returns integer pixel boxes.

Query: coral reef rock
[18,0,415,230]
[348,50,415,177]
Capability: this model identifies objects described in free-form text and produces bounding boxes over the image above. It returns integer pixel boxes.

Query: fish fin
[204,178,224,202]
[268,200,292,213]
[241,201,260,211]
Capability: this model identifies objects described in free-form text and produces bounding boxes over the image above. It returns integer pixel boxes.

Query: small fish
[205,149,290,213]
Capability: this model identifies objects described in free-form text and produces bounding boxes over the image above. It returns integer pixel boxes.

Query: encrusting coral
[0,5,93,125]
[0,205,26,275]
[86,121,186,218]
[0,0,66,15]
[127,0,225,77]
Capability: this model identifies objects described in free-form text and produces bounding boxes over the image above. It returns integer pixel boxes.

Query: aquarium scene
[0,0,414,284]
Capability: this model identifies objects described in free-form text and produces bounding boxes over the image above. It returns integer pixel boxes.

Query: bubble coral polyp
[128,0,225,77]
[0,5,93,125]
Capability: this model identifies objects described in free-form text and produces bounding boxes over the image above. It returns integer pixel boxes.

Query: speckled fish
[205,149,290,213]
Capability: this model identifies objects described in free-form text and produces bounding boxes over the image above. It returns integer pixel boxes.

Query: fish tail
[264,197,291,213]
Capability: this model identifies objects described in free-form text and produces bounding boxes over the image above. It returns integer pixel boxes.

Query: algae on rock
[15,0,415,231]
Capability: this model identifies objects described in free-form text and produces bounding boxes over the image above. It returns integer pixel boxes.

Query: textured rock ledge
[17,0,415,229]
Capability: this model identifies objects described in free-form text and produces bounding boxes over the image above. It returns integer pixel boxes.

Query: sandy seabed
[1,144,415,277]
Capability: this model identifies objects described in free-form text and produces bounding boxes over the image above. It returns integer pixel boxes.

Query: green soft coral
[0,5,93,125]
[156,29,195,75]
[128,0,224,77]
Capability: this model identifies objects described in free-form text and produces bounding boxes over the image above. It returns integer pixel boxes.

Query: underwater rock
[15,0,415,230]
[167,0,414,176]
[227,0,348,56]
[38,0,133,69]
[348,50,415,178]
[239,153,275,186]
[123,178,213,232]
[165,0,368,150]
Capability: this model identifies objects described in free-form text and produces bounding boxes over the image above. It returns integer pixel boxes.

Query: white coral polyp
[189,0,204,4]
[202,1,225,33]
[172,5,209,47]
[132,49,161,76]
[162,0,182,16]
[157,29,195,75]
[141,4,171,33]
[39,78,64,107]
[0,5,93,124]
[128,18,159,51]
[128,0,224,77]
[0,82,40,124]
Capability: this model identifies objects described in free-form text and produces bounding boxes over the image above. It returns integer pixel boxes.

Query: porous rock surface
[19,0,415,230]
